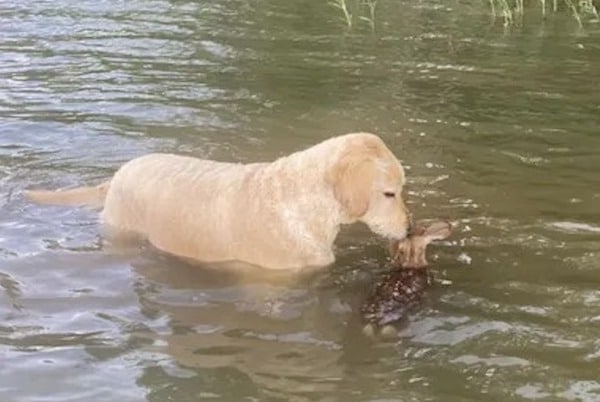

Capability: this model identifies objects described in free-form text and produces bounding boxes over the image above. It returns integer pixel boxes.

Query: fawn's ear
[423,221,452,244]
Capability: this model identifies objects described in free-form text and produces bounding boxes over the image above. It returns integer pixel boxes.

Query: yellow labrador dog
[25,133,411,269]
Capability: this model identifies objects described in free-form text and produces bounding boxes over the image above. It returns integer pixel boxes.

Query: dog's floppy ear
[327,151,376,218]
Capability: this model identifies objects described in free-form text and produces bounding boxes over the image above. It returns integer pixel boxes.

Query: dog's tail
[24,181,111,209]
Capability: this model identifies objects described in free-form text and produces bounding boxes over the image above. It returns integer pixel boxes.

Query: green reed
[328,0,353,28]
[329,0,598,30]
[359,0,378,32]
[328,0,379,31]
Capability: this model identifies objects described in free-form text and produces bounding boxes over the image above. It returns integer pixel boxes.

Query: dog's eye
[383,191,396,198]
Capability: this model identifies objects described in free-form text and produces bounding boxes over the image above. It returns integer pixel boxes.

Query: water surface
[1,0,600,401]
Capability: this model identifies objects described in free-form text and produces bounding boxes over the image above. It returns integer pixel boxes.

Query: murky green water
[2,0,600,401]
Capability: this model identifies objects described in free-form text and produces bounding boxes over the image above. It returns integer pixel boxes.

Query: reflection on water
[1,0,600,401]
[133,258,345,400]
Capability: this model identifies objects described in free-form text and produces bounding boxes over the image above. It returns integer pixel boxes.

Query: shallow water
[1,0,600,401]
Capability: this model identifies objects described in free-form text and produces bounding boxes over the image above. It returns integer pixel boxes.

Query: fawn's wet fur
[361,221,452,339]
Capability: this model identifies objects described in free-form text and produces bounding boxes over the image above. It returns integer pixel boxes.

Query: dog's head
[327,133,412,241]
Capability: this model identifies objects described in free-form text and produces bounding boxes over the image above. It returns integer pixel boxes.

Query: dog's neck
[253,144,349,263]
